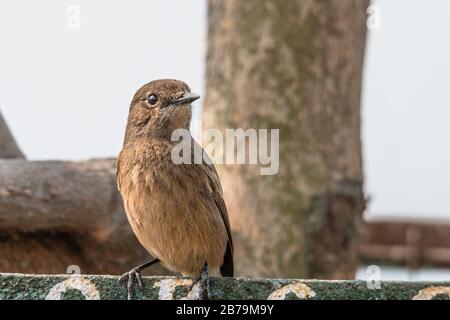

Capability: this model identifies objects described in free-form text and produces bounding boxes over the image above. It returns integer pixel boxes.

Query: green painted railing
[0,273,449,300]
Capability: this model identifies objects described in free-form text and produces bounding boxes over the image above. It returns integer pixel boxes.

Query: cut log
[0,158,169,275]
[0,159,124,236]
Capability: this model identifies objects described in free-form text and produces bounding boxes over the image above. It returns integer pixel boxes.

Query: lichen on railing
[0,273,449,300]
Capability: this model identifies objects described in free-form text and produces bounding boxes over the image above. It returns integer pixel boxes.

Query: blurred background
[0,0,449,280]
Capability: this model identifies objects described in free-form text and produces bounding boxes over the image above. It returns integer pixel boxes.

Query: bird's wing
[191,138,234,277]
[116,151,124,192]
[202,162,234,277]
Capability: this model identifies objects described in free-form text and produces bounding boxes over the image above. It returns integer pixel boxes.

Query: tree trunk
[204,0,368,278]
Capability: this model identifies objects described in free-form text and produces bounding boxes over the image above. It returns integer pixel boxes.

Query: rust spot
[412,286,450,300]
[267,282,316,300]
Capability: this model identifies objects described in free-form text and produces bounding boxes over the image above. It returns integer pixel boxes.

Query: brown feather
[117,79,233,277]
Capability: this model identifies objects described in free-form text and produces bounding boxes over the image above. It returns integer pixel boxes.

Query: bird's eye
[148,94,158,106]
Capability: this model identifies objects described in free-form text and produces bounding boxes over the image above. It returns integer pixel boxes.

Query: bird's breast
[117,142,228,276]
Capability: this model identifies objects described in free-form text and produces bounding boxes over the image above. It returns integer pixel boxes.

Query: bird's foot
[118,267,144,300]
[188,263,211,300]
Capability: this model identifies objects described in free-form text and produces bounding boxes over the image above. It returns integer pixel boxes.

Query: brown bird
[116,79,233,299]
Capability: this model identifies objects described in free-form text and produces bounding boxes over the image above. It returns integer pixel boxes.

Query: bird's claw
[187,266,211,300]
[118,268,144,300]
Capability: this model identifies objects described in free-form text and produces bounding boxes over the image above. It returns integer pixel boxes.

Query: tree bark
[0,159,124,234]
[204,0,368,278]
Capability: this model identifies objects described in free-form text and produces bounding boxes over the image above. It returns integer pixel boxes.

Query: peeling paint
[153,278,193,300]
[412,286,450,300]
[267,282,316,300]
[45,276,100,300]
[181,281,203,300]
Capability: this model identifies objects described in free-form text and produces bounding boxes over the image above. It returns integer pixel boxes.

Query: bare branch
[0,112,25,159]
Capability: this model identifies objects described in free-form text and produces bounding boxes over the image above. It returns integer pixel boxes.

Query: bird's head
[124,79,200,144]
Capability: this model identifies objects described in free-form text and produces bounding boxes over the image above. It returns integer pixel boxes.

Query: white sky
[0,0,449,220]
[363,0,450,220]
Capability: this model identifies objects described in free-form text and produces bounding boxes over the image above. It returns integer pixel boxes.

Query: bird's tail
[220,242,234,277]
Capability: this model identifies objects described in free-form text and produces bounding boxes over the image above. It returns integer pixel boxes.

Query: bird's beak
[172,92,201,106]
